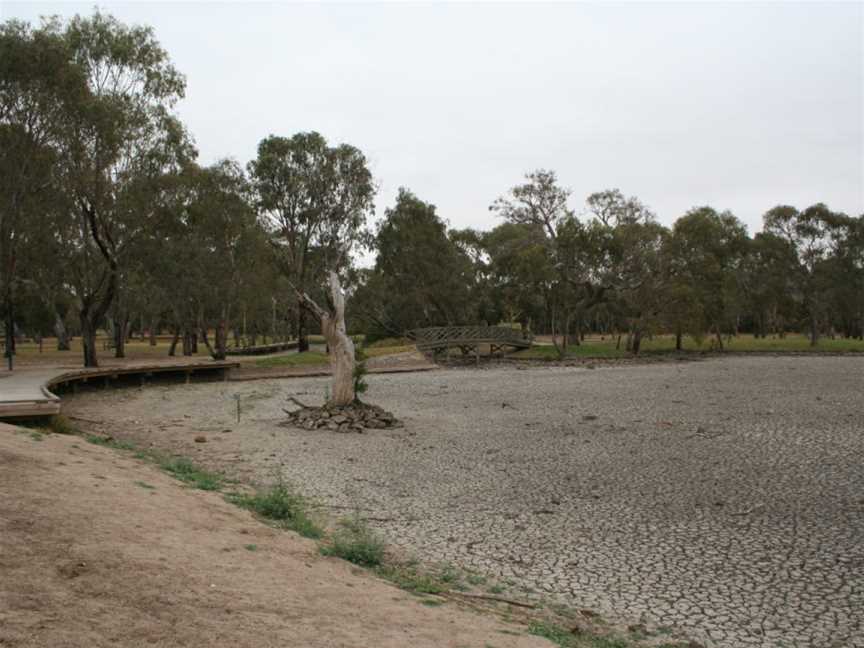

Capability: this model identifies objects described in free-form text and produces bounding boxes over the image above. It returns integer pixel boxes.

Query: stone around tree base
[281,401,402,433]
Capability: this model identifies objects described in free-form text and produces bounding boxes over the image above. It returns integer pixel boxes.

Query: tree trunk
[54,309,71,351]
[809,314,818,347]
[168,329,179,356]
[113,314,127,359]
[149,318,158,346]
[297,300,309,352]
[714,327,724,351]
[292,272,355,406]
[182,328,194,356]
[4,300,14,371]
[675,327,682,351]
[320,273,355,406]
[631,328,642,355]
[80,314,98,368]
[205,316,228,361]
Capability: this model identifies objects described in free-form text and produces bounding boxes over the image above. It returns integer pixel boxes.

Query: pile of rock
[282,402,402,433]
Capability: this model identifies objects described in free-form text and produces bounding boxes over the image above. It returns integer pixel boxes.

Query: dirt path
[0,423,549,648]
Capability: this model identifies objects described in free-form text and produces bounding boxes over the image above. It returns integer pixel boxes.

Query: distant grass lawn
[514,334,864,360]
[254,351,330,368]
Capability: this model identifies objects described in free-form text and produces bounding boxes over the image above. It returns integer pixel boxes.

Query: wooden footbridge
[411,326,532,359]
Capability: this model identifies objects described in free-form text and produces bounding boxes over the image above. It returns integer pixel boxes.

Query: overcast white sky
[4,1,863,236]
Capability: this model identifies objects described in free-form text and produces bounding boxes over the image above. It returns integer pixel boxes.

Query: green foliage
[160,457,223,491]
[320,516,385,567]
[353,346,369,399]
[229,480,323,539]
[351,188,476,335]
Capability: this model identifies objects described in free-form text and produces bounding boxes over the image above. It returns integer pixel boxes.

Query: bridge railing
[411,326,532,351]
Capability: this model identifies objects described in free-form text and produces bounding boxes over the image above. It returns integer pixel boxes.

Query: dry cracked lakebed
[64,355,864,648]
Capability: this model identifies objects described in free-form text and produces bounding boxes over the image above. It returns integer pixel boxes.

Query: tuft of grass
[86,435,136,451]
[244,544,258,552]
[419,597,444,607]
[320,516,385,567]
[28,430,45,442]
[376,564,447,595]
[47,415,80,435]
[528,622,634,647]
[230,480,323,539]
[160,456,223,491]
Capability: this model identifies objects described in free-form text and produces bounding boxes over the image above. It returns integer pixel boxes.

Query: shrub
[320,516,385,567]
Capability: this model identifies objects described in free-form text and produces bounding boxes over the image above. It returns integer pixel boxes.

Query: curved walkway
[0,360,239,419]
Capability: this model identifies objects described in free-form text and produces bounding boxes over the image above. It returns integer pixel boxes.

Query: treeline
[353,176,863,355]
[1,13,374,367]
[2,13,862,369]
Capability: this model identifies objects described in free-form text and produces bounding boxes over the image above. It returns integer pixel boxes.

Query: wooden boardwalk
[0,360,239,419]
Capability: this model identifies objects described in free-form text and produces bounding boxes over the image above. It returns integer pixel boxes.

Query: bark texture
[294,272,355,406]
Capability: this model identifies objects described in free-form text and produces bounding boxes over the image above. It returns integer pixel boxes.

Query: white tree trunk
[292,271,356,406]
[321,272,356,406]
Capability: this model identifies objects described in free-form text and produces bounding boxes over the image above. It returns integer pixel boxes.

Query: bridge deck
[0,360,239,419]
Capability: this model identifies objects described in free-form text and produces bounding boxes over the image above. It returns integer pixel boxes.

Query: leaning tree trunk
[297,300,309,352]
[294,272,356,406]
[54,309,71,351]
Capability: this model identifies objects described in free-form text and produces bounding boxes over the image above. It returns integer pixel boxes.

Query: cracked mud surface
[65,356,864,648]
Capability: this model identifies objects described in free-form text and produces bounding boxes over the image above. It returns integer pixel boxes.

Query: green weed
[320,516,385,567]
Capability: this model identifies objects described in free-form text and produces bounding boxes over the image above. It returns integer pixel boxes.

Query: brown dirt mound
[0,423,548,648]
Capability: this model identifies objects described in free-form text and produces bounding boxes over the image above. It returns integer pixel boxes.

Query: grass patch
[514,333,864,360]
[244,543,258,552]
[159,456,223,491]
[376,563,447,595]
[364,336,410,348]
[133,480,156,490]
[47,415,80,435]
[229,480,323,539]
[529,622,631,647]
[419,597,444,607]
[86,434,136,451]
[320,516,385,567]
[255,351,330,368]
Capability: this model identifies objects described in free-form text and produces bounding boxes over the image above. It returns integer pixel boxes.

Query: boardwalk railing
[410,326,532,356]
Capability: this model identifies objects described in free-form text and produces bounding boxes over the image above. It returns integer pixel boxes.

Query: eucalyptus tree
[821,213,864,339]
[668,207,749,350]
[0,19,87,367]
[375,189,474,329]
[739,232,798,338]
[187,161,270,359]
[51,11,192,366]
[250,132,375,404]
[763,203,845,345]
[491,170,595,356]
[249,132,375,353]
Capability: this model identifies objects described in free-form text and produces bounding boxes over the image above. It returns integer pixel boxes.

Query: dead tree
[293,271,356,406]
